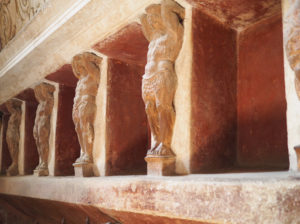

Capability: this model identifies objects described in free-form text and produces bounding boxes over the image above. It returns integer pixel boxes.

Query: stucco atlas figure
[140,0,184,175]
[33,82,55,176]
[71,52,102,177]
[5,99,22,176]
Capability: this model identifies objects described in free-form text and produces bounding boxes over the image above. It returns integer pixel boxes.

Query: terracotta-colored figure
[140,0,184,157]
[33,82,55,176]
[285,0,300,98]
[5,99,22,176]
[72,52,101,165]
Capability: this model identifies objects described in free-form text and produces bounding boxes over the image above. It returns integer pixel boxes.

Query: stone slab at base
[145,156,176,176]
[294,145,300,170]
[33,169,49,177]
[73,163,94,177]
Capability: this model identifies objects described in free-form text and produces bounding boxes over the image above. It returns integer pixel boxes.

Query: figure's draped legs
[83,122,94,163]
[144,100,160,153]
[7,136,19,175]
[33,124,41,169]
[73,102,96,164]
[73,109,85,163]
[153,62,177,156]
[39,125,50,169]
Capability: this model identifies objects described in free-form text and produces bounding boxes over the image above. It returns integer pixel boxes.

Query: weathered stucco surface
[283,0,300,171]
[0,172,300,223]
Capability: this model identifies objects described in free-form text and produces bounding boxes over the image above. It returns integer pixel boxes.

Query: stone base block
[73,163,94,177]
[33,169,49,177]
[294,145,300,170]
[145,156,176,176]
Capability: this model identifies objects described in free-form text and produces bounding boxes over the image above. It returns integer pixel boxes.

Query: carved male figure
[72,52,101,165]
[6,99,22,176]
[285,0,300,98]
[140,0,184,157]
[33,82,55,176]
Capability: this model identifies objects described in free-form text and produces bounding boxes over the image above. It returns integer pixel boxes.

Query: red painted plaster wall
[237,15,289,169]
[106,58,149,175]
[191,9,238,172]
[55,85,80,176]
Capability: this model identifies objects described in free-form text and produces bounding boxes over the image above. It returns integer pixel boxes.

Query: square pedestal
[73,163,94,177]
[294,145,300,170]
[33,168,49,177]
[145,156,176,176]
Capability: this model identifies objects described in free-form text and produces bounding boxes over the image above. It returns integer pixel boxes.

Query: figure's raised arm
[139,13,152,41]
[161,0,184,37]
[84,53,101,84]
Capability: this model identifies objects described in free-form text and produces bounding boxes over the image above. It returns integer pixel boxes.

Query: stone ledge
[0,172,300,223]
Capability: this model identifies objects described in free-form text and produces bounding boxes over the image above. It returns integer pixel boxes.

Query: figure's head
[72,54,87,78]
[71,52,102,78]
[145,4,163,30]
[6,99,22,113]
[34,82,55,101]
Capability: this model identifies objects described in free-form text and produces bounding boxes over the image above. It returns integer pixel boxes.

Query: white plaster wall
[172,1,193,175]
[93,55,108,177]
[18,100,26,175]
[43,80,59,176]
[282,0,300,171]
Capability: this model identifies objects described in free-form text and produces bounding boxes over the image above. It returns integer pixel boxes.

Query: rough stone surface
[0,172,300,223]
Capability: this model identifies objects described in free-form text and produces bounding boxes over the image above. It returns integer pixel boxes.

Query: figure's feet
[34,162,49,176]
[75,153,92,164]
[147,141,160,155]
[6,163,18,176]
[39,162,48,170]
[35,163,41,171]
[147,143,175,157]
[82,153,92,163]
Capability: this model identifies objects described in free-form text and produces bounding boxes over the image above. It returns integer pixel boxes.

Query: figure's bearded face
[145,4,163,31]
[72,55,88,77]
[148,13,163,30]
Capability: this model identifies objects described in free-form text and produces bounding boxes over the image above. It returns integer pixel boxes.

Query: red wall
[191,9,238,172]
[237,15,289,169]
[106,58,149,175]
[55,85,80,176]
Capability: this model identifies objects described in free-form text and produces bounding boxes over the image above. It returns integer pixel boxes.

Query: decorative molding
[0,0,48,51]
[0,0,90,78]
